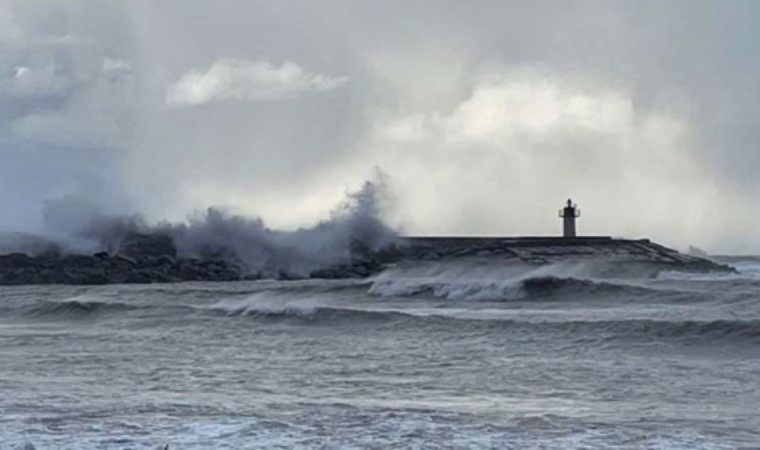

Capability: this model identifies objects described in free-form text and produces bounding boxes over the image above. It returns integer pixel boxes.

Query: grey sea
[2,258,760,449]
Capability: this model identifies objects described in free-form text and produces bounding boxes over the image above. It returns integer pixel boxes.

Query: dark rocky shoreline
[0,234,735,285]
[0,252,247,285]
[0,233,243,285]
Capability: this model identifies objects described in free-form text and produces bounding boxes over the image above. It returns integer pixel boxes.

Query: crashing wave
[201,293,408,322]
[367,259,658,301]
[24,296,140,318]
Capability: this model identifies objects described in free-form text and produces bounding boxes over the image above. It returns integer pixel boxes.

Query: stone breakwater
[0,252,247,285]
[0,233,245,285]
[0,235,735,285]
[314,236,736,278]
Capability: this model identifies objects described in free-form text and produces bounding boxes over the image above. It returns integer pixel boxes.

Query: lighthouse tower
[559,199,580,237]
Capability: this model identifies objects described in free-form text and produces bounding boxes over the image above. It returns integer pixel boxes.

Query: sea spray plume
[42,194,147,254]
[0,233,60,256]
[327,178,397,253]
[78,215,146,254]
[170,209,288,273]
[34,179,396,277]
[171,179,397,277]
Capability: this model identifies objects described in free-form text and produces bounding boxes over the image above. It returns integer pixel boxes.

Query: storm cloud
[0,0,758,252]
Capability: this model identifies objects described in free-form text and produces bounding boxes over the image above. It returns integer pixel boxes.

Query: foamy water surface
[1,259,760,449]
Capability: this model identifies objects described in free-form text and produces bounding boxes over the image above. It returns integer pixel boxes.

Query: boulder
[119,233,177,259]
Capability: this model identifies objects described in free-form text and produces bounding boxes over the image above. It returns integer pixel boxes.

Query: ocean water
[1,258,760,449]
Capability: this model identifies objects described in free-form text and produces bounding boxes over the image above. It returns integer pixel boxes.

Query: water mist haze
[19,179,396,276]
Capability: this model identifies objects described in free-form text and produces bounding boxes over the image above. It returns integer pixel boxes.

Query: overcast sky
[0,0,758,252]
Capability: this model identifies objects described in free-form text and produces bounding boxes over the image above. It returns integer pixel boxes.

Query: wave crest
[202,293,405,322]
[26,296,138,318]
[368,259,654,301]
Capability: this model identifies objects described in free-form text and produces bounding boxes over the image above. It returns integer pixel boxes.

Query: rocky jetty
[0,234,734,285]
[0,233,247,285]
[315,236,735,279]
[384,236,726,264]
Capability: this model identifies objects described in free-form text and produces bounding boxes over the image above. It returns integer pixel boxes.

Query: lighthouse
[559,199,580,237]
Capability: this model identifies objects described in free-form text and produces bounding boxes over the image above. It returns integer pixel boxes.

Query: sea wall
[311,236,735,278]
[0,235,734,285]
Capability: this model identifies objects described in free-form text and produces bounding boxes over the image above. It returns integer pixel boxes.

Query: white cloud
[10,63,71,97]
[165,58,348,107]
[362,69,751,250]
[377,71,636,144]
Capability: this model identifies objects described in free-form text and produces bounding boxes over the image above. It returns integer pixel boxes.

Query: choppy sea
[2,258,760,449]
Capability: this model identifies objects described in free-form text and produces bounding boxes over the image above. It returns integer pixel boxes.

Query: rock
[119,233,177,258]
[0,253,31,269]
[0,247,251,285]
[125,270,157,284]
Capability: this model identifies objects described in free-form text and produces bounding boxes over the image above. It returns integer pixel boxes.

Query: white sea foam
[58,293,111,306]
[203,292,321,318]
[1,414,740,449]
[658,261,760,281]
[2,279,759,449]
[367,258,632,301]
[730,260,760,278]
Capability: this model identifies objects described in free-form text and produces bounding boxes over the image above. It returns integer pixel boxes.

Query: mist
[0,1,759,253]
[37,179,395,276]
